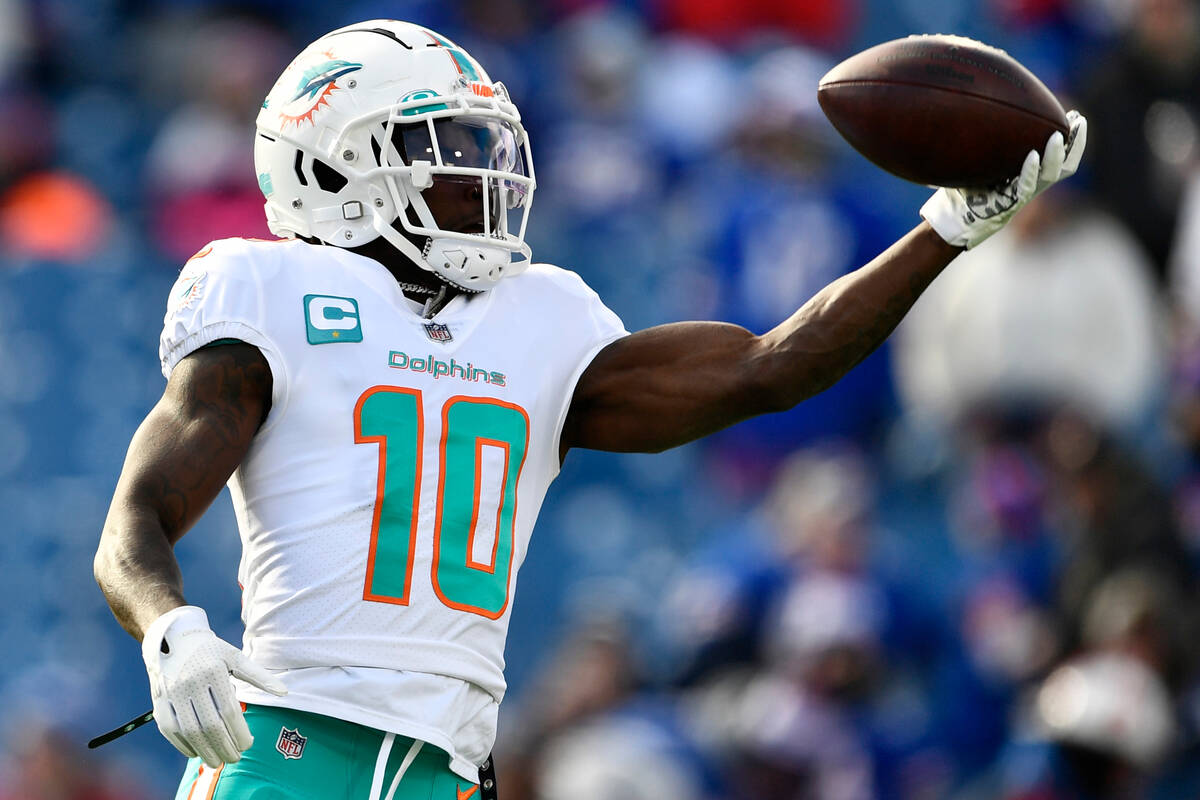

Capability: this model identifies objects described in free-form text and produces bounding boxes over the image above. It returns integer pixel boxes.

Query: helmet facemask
[368,90,534,289]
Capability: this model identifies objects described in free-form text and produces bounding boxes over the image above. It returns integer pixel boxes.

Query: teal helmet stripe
[426,31,482,82]
[447,49,481,81]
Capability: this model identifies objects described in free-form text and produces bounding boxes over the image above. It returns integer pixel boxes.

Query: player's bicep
[561,321,772,456]
[111,343,272,543]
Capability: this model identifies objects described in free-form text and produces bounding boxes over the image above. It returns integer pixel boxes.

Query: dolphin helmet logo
[276,52,363,129]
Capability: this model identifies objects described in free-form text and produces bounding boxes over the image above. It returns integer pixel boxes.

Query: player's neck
[307,235,461,309]
[349,237,440,291]
[352,238,465,318]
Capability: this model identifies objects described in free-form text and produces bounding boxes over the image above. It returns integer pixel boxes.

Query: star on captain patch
[424,321,453,343]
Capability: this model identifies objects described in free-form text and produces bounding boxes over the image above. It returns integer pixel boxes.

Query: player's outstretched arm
[562,223,958,455]
[562,114,1087,457]
[95,342,271,640]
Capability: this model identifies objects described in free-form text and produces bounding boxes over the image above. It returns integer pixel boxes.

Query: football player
[94,19,1086,800]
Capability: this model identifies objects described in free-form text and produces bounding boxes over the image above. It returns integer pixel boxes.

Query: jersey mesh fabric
[159,237,628,781]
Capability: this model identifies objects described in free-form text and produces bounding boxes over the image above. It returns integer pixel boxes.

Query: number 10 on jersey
[354,387,530,619]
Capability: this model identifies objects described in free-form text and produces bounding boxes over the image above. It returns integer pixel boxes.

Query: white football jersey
[159,237,627,779]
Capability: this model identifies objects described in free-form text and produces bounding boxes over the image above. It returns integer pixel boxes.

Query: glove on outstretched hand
[142,605,287,768]
[921,110,1088,249]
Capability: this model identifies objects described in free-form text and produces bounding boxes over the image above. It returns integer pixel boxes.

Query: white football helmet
[254,20,536,290]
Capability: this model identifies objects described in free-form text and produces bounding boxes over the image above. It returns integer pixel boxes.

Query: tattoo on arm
[95,343,272,639]
[144,343,272,533]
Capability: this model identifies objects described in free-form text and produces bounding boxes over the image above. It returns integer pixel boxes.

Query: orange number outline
[431,395,530,620]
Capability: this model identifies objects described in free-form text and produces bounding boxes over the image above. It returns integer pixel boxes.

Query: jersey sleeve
[546,270,629,461]
[158,239,289,425]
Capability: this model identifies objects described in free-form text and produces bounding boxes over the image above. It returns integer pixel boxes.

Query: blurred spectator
[458,0,543,43]
[956,650,1178,799]
[1164,175,1200,569]
[660,443,876,686]
[526,8,674,335]
[0,171,113,263]
[765,442,875,569]
[536,710,711,800]
[636,35,740,165]
[1080,566,1193,684]
[894,189,1166,438]
[960,575,1057,687]
[0,724,146,800]
[766,570,886,703]
[991,0,1071,28]
[1167,165,1200,325]
[536,9,661,218]
[499,620,721,800]
[674,444,951,798]
[0,0,30,83]
[932,440,1061,783]
[946,434,1062,606]
[652,0,859,48]
[687,668,874,800]
[945,438,1061,701]
[551,7,648,123]
[1033,651,1177,796]
[1039,411,1197,678]
[494,621,640,795]
[1078,0,1200,277]
[953,561,1188,799]
[0,89,53,189]
[140,13,288,261]
[946,435,1062,683]
[649,445,884,797]
[659,534,787,688]
[706,45,859,333]
[519,621,640,736]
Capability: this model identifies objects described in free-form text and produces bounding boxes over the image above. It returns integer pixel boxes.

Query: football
[817,35,1068,187]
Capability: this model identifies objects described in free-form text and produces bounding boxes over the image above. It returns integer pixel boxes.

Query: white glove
[921,110,1088,249]
[142,605,287,768]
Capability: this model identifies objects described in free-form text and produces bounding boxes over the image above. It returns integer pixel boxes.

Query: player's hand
[141,605,287,768]
[920,110,1088,249]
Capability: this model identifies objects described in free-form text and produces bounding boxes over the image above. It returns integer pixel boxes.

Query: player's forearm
[562,224,960,454]
[95,506,187,641]
[94,346,270,640]
[753,222,960,411]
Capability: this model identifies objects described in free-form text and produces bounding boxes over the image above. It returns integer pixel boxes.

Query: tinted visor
[393,117,524,175]
[391,116,530,235]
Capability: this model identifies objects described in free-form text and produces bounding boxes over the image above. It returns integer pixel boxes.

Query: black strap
[479,753,498,800]
[87,710,154,749]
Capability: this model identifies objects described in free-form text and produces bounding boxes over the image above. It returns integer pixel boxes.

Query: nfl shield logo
[424,322,453,343]
[276,727,306,759]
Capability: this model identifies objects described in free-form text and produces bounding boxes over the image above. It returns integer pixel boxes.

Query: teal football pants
[174,705,480,800]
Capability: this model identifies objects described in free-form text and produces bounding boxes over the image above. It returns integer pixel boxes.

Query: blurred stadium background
[3,0,1200,797]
